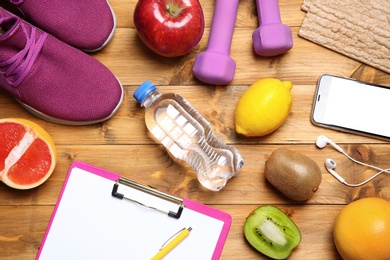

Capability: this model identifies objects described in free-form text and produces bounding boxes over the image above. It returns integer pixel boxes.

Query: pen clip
[160,227,192,250]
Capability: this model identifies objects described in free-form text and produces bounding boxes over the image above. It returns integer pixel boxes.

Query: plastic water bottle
[133,81,244,191]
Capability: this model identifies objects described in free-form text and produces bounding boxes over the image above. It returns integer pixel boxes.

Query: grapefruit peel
[0,118,56,189]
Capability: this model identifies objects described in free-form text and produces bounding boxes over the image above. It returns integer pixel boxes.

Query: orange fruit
[0,118,56,189]
[333,197,390,260]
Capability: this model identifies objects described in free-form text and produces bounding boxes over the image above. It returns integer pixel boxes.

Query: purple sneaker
[5,0,116,52]
[0,8,123,125]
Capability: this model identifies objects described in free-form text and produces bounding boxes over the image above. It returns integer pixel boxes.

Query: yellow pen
[151,227,192,260]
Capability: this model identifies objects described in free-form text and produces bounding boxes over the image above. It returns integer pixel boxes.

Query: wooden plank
[112,0,308,29]
[1,145,389,206]
[92,27,366,86]
[0,205,343,260]
[218,205,343,260]
[1,84,387,146]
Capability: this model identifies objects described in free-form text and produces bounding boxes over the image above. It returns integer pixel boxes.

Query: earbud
[325,158,390,187]
[325,158,336,169]
[316,135,344,153]
[325,158,346,183]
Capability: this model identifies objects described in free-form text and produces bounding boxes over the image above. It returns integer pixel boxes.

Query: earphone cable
[341,150,390,174]
[342,167,390,187]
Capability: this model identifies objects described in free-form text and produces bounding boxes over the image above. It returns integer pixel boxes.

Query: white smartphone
[311,74,390,141]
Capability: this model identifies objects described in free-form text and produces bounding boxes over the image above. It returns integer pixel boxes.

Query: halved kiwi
[244,205,301,259]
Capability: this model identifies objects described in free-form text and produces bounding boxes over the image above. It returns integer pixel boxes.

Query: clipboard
[36,161,232,260]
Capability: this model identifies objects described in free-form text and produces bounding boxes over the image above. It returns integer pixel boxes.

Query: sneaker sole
[16,77,124,125]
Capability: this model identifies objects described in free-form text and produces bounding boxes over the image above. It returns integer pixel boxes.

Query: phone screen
[311,74,390,140]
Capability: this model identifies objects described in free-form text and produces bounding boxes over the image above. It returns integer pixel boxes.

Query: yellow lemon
[333,197,390,260]
[235,78,293,137]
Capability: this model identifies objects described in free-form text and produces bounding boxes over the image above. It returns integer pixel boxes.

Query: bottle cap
[133,80,157,104]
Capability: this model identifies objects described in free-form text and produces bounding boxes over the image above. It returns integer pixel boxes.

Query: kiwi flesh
[244,205,301,259]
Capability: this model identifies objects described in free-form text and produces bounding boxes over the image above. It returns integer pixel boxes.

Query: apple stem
[166,4,182,17]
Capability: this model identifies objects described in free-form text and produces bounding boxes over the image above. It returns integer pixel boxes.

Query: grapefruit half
[0,118,56,189]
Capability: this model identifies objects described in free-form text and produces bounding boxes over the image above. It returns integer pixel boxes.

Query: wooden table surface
[1,0,390,259]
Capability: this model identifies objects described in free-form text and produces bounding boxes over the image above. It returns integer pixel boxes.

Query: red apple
[133,0,204,57]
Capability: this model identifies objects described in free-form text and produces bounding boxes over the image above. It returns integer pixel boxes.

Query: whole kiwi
[265,148,322,201]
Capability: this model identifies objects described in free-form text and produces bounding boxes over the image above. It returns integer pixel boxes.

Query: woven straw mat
[299,0,390,74]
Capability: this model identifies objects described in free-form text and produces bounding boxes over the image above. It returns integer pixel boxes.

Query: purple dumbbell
[192,0,239,85]
[253,0,293,56]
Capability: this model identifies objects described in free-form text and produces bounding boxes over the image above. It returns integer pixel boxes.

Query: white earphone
[316,135,390,187]
[316,135,344,153]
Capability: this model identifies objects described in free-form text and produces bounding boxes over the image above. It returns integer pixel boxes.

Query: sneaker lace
[9,0,24,5]
[0,22,47,87]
